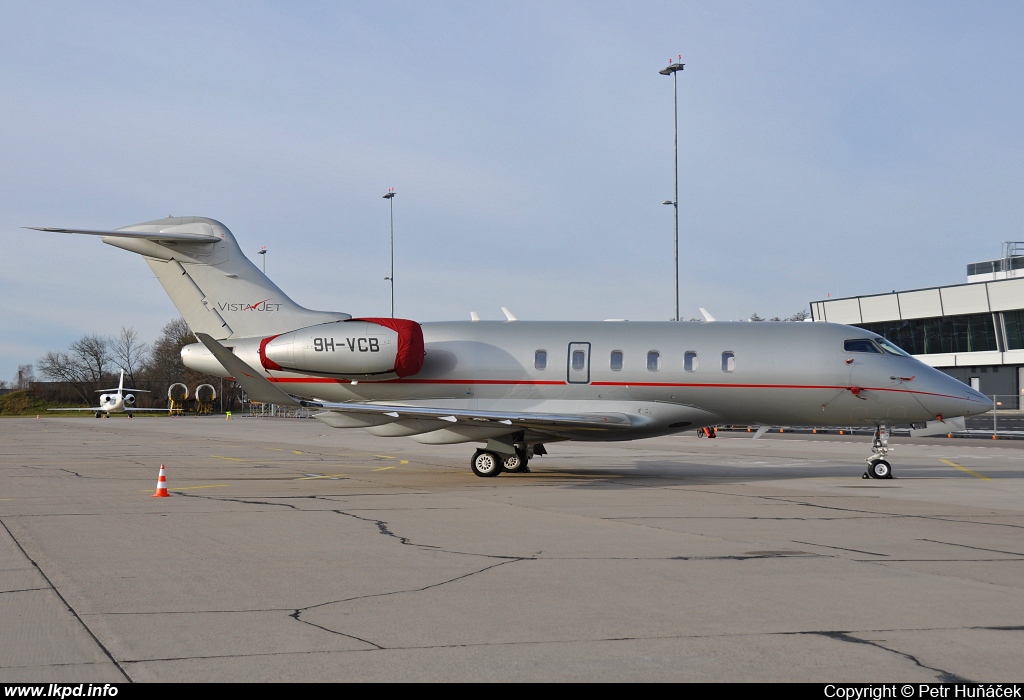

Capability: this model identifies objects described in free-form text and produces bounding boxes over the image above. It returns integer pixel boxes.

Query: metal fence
[973,395,1024,437]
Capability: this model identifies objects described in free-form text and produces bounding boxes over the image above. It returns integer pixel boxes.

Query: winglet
[195,333,301,407]
[699,307,717,322]
[501,307,518,322]
[752,425,769,439]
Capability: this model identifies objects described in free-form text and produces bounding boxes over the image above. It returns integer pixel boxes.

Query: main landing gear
[470,444,544,477]
[863,425,894,479]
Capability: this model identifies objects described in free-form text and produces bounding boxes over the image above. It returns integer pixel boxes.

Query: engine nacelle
[123,394,136,406]
[259,318,424,380]
[100,394,114,405]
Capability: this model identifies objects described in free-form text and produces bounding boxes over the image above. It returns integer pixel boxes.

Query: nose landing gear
[863,425,894,479]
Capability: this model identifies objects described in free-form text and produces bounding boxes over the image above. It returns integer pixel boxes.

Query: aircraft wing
[300,398,633,431]
[48,407,104,411]
[195,333,633,432]
[27,227,220,243]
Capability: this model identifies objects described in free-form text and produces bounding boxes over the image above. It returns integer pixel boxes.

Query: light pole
[257,246,267,274]
[383,188,395,317]
[660,57,684,322]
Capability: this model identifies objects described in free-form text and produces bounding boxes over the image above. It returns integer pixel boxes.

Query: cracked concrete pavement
[0,416,1022,681]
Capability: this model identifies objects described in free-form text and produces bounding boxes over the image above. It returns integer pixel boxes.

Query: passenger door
[567,342,591,384]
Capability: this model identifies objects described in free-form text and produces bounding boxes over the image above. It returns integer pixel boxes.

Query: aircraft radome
[47,368,169,418]
[33,217,991,479]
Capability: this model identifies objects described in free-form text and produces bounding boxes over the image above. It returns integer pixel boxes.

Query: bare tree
[787,310,811,322]
[111,327,148,386]
[749,313,765,322]
[37,336,112,403]
[69,335,111,383]
[37,351,94,403]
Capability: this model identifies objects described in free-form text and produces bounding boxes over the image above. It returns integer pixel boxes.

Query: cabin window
[572,350,586,371]
[535,350,547,370]
[876,338,911,357]
[722,351,735,372]
[684,351,697,372]
[647,351,660,371]
[610,350,623,371]
[844,339,881,354]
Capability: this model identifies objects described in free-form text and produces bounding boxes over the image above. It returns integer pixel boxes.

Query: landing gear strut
[863,425,894,479]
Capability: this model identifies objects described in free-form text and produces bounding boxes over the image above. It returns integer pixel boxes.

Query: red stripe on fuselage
[261,376,970,401]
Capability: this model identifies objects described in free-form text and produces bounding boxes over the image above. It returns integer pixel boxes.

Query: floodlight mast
[383,189,396,317]
[659,59,684,322]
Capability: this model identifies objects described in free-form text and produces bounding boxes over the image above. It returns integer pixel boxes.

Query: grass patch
[0,391,82,415]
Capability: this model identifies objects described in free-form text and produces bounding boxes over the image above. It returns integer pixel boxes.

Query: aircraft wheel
[471,449,503,478]
[95,412,102,418]
[502,452,530,473]
[868,459,892,480]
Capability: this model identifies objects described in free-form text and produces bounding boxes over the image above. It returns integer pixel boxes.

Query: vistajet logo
[217,299,283,312]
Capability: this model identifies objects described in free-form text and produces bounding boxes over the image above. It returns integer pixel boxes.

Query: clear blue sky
[2,1,1022,381]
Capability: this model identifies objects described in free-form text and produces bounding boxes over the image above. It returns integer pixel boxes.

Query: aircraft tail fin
[42,217,349,339]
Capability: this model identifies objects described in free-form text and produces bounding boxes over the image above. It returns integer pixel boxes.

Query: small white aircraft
[48,369,168,418]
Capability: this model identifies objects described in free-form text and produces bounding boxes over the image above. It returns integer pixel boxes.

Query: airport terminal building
[809,245,1024,407]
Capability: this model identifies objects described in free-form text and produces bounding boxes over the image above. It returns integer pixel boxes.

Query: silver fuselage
[183,319,990,441]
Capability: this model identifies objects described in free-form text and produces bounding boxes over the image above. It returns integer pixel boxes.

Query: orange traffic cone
[152,464,170,498]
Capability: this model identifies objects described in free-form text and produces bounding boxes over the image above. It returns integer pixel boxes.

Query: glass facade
[856,313,998,355]
[1006,310,1024,350]
[967,257,1024,276]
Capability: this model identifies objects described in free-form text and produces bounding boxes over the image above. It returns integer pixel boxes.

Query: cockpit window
[876,337,911,357]
[844,339,882,353]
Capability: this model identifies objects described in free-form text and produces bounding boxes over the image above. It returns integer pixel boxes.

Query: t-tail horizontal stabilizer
[195,333,302,407]
[27,226,221,242]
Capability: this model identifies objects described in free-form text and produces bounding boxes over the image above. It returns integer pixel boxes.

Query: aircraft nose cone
[938,379,991,417]
[963,386,993,416]
[919,370,993,419]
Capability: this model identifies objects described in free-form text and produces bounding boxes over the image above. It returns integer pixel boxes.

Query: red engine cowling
[259,318,424,380]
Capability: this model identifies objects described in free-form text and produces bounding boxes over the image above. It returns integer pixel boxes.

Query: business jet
[47,369,168,418]
[32,217,992,478]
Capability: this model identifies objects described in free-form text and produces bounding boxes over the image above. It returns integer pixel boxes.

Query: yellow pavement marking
[373,455,395,459]
[298,473,347,480]
[294,451,303,454]
[212,455,246,462]
[517,473,624,479]
[399,460,409,465]
[169,484,231,491]
[372,466,396,472]
[140,484,230,492]
[940,458,991,480]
